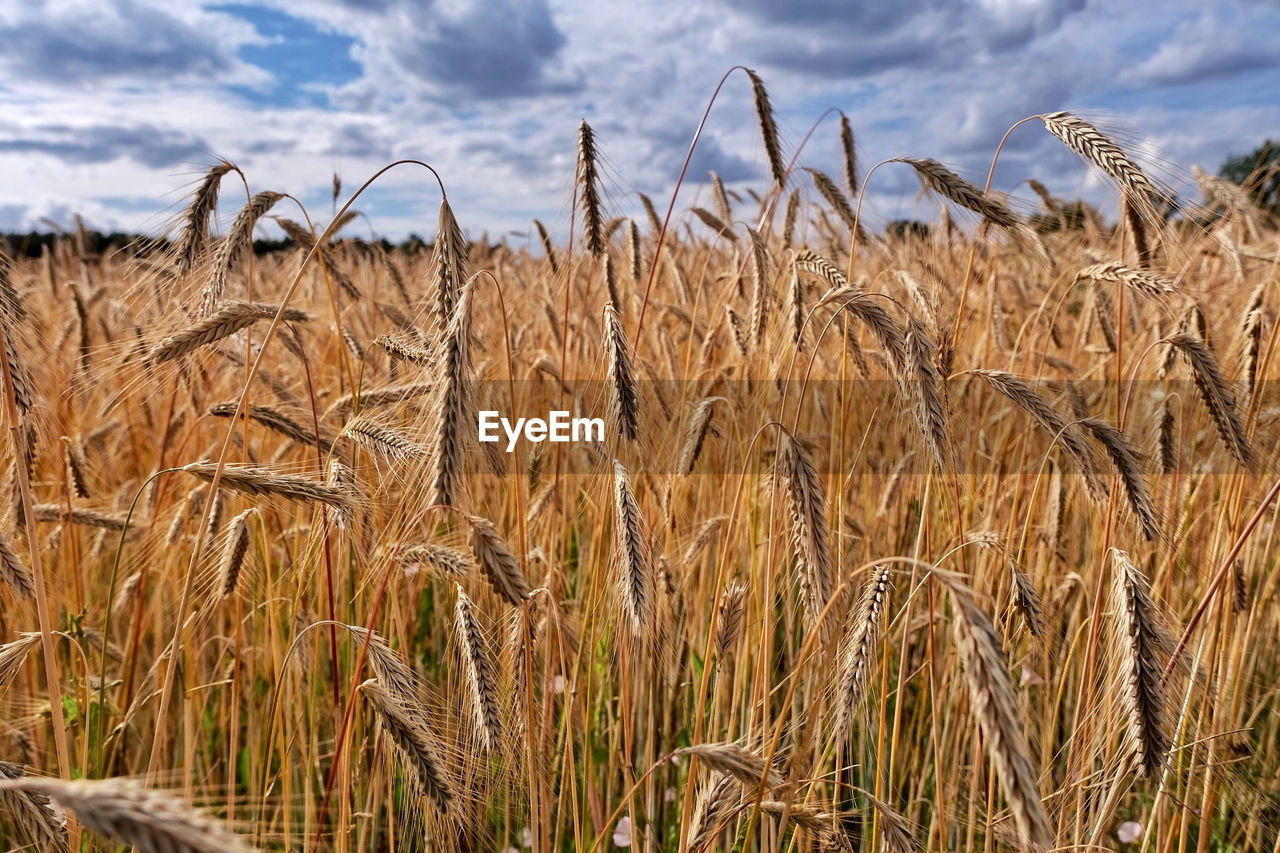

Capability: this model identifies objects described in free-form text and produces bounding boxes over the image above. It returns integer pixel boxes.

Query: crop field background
[1,68,1280,853]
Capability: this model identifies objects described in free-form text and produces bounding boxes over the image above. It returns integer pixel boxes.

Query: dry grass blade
[1164,332,1254,468]
[359,678,454,817]
[147,302,308,364]
[454,586,502,753]
[948,582,1052,852]
[778,432,833,645]
[1108,549,1169,780]
[0,776,257,852]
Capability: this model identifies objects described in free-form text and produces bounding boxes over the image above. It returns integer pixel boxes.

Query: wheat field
[0,70,1278,852]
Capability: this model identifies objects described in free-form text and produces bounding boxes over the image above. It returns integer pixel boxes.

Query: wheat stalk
[174,161,235,276]
[429,198,468,333]
[603,302,640,441]
[677,743,785,791]
[1080,418,1159,541]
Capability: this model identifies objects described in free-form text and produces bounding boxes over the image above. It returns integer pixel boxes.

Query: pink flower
[613,816,633,848]
[1117,820,1143,843]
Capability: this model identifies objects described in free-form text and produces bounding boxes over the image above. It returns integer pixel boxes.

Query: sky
[0,0,1277,244]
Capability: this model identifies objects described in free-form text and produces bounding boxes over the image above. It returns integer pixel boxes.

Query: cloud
[0,122,212,167]
[718,0,1085,78]
[0,1,265,87]
[1120,9,1280,88]
[0,0,1275,241]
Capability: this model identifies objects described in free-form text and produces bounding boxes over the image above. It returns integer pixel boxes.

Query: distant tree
[1219,140,1280,214]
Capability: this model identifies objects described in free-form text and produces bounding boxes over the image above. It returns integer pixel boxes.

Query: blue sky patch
[212,3,361,107]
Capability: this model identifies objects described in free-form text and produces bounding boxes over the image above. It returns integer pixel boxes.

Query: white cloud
[0,0,1276,238]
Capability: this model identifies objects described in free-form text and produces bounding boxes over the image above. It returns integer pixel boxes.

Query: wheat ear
[778,432,834,645]
[0,776,257,853]
[147,302,308,364]
[1164,331,1254,468]
[577,120,605,257]
[948,582,1053,853]
[1107,549,1169,780]
[469,515,531,606]
[359,678,454,817]
[454,585,502,753]
[199,190,282,317]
